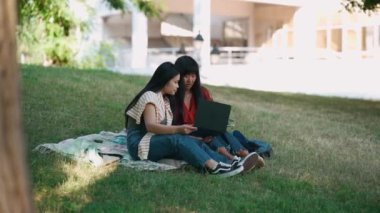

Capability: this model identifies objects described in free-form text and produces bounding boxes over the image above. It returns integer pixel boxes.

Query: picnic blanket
[34,130,187,171]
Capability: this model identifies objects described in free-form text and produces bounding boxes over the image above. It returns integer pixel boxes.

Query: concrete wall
[162,0,254,17]
[253,4,297,47]
[163,0,255,45]
[102,0,257,47]
[211,0,254,17]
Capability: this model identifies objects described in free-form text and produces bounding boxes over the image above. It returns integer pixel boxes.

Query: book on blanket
[190,99,231,137]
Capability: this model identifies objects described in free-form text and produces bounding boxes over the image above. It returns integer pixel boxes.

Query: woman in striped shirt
[124,61,251,177]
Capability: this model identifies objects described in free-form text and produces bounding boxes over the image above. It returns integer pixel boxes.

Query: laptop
[190,99,231,137]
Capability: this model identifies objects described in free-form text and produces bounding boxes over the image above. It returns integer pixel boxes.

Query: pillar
[193,0,211,68]
[129,2,148,70]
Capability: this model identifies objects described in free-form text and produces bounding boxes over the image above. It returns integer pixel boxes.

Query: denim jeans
[208,132,247,155]
[127,127,229,169]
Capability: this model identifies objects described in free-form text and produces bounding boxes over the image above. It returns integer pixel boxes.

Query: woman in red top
[173,56,264,168]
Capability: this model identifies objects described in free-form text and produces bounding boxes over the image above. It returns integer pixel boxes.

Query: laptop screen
[191,99,231,137]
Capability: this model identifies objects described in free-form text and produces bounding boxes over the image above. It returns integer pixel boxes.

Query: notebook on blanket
[190,99,231,137]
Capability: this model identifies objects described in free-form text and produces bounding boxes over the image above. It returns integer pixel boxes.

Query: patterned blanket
[34,131,187,171]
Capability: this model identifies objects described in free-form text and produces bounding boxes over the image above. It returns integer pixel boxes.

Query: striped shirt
[126,91,173,160]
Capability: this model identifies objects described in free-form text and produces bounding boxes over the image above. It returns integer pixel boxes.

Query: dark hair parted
[173,55,203,125]
[124,62,179,128]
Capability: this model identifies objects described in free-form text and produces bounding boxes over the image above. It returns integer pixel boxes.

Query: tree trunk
[0,0,34,212]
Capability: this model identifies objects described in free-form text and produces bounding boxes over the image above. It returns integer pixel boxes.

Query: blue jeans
[127,128,229,169]
[208,132,247,155]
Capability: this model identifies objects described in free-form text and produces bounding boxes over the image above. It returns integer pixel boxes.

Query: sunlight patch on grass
[56,161,117,196]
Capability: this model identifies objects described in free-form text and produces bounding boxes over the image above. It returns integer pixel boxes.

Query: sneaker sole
[241,152,259,173]
[219,165,244,178]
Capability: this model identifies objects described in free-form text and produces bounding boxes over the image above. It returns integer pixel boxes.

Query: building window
[347,29,359,50]
[287,30,294,48]
[362,26,374,51]
[331,28,342,52]
[224,19,248,46]
[317,30,327,49]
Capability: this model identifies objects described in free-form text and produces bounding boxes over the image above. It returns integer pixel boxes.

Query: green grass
[22,65,380,212]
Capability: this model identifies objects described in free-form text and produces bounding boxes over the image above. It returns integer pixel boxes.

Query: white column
[248,5,255,47]
[375,25,380,49]
[293,5,317,59]
[327,27,332,51]
[340,10,350,57]
[342,26,348,56]
[356,26,362,58]
[193,0,211,68]
[91,0,105,43]
[131,4,148,70]
[373,25,380,58]
[281,27,288,58]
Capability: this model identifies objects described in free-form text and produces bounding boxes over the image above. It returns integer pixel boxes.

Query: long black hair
[173,55,203,124]
[124,62,179,128]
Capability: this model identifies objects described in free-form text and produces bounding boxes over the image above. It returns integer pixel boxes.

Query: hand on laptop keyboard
[178,124,197,135]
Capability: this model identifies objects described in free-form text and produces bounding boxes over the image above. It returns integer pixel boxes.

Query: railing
[111,46,380,72]
[147,46,263,66]
[215,47,259,64]
[147,47,196,67]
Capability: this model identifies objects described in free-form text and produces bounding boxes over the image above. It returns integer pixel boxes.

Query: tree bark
[0,0,34,212]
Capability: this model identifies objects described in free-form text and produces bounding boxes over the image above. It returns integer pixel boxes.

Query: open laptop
[190,99,231,137]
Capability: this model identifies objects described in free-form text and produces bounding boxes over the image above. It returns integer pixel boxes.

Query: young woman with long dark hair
[124,61,252,177]
[173,56,265,171]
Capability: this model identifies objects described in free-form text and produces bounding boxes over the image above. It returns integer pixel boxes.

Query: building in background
[72,0,380,100]
[84,0,380,73]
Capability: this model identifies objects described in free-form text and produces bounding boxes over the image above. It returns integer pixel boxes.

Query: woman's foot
[231,152,259,173]
[257,155,265,168]
[235,150,265,169]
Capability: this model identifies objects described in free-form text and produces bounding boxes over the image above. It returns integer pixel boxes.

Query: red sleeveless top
[183,87,213,125]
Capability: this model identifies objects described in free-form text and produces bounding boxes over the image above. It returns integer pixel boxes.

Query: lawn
[22,65,380,212]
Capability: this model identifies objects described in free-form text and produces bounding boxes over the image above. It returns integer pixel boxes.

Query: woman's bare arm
[143,104,197,134]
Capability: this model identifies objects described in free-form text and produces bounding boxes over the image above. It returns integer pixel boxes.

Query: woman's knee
[165,134,184,146]
[176,136,203,151]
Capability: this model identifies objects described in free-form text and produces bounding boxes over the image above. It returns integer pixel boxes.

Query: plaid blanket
[34,131,187,171]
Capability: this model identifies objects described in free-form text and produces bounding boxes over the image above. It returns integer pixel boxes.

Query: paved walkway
[122,58,380,101]
[201,59,380,101]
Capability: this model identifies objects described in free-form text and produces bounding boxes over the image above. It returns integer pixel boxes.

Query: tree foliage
[18,0,79,65]
[18,0,161,66]
[103,0,161,17]
[343,0,380,12]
